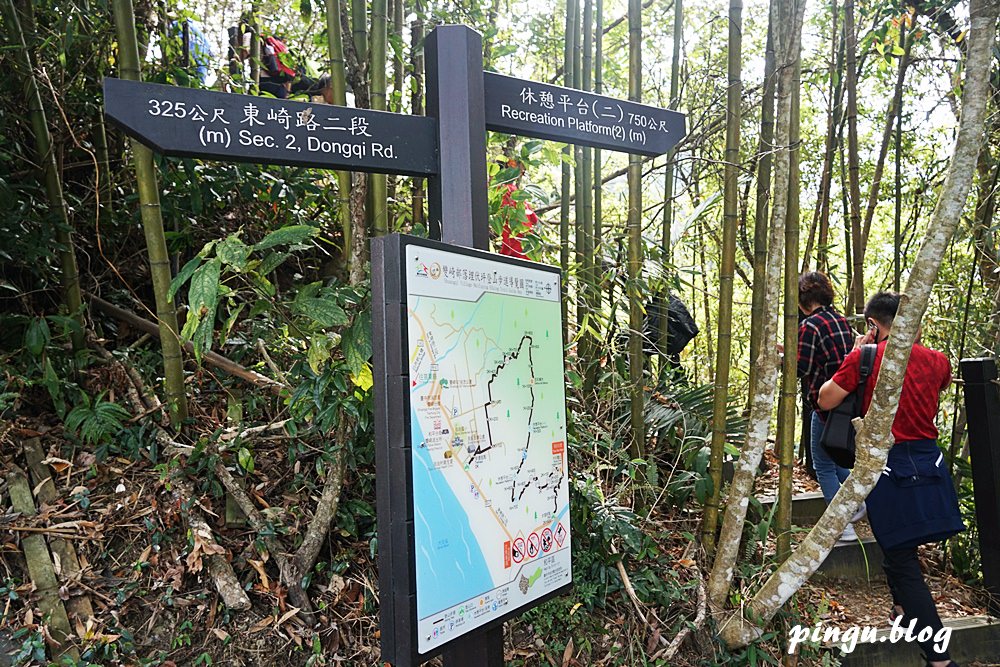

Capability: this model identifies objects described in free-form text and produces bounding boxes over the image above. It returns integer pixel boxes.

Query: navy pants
[881,546,950,661]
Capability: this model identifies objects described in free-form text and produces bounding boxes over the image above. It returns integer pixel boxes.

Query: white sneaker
[851,502,867,523]
[837,523,858,544]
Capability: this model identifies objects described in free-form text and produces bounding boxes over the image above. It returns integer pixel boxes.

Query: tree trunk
[707,0,805,606]
[594,0,604,310]
[776,63,801,561]
[719,0,997,644]
[702,0,743,554]
[746,6,776,406]
[111,0,189,427]
[369,0,388,236]
[325,0,353,274]
[627,0,645,460]
[860,19,912,252]
[659,0,683,376]
[810,3,844,274]
[411,1,426,228]
[581,0,597,392]
[6,0,85,351]
[845,0,864,315]
[560,0,578,334]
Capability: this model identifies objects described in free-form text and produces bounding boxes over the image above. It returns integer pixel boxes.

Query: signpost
[104,78,438,176]
[483,72,686,156]
[104,22,685,667]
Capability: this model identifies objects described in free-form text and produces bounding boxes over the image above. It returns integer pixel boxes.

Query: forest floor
[1,414,992,666]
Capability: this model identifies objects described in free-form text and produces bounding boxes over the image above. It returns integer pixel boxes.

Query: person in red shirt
[818,292,963,667]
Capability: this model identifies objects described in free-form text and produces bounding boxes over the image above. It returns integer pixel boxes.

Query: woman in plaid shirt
[796,272,859,542]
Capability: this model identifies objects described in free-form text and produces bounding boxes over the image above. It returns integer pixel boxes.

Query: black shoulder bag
[820,343,877,469]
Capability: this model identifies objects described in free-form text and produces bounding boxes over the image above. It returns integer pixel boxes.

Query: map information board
[404,244,571,653]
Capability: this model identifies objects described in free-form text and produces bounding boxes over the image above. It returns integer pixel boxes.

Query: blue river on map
[411,405,495,619]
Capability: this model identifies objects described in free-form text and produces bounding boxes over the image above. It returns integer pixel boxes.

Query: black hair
[864,291,901,327]
[798,271,835,309]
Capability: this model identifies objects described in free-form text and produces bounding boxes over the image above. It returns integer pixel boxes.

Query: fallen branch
[169,475,252,611]
[662,574,707,661]
[88,295,286,393]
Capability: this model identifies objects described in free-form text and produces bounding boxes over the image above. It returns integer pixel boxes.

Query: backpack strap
[854,343,877,415]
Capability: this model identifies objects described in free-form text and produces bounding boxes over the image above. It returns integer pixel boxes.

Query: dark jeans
[882,546,951,661]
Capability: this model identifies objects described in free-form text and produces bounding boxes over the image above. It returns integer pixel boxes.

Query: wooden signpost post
[105,23,686,666]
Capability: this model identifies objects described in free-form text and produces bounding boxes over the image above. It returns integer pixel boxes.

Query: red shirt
[830,340,951,443]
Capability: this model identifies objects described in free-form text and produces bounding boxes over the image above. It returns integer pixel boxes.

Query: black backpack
[820,343,877,469]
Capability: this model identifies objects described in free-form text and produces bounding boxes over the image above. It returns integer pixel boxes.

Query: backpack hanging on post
[820,343,877,469]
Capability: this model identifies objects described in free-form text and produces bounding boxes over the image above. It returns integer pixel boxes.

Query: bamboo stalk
[658,0,683,377]
[325,0,353,273]
[560,0,578,335]
[626,0,645,460]
[703,0,743,554]
[775,59,801,562]
[111,0,189,427]
[369,0,388,236]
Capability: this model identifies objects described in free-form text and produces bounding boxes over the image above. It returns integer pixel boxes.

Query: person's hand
[853,329,876,350]
[776,343,785,355]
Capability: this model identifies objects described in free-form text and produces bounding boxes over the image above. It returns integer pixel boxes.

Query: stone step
[813,537,884,582]
[833,615,1000,666]
[757,491,828,526]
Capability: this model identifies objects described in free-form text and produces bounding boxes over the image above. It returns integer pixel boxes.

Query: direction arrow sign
[483,72,685,157]
[104,78,439,176]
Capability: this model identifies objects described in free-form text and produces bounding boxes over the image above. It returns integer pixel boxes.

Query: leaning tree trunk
[707,0,805,605]
[111,0,189,427]
[325,0,353,275]
[719,0,998,645]
[702,0,743,555]
[626,0,646,460]
[5,0,85,351]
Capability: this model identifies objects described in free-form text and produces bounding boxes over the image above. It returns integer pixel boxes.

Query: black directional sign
[103,78,439,176]
[483,72,686,157]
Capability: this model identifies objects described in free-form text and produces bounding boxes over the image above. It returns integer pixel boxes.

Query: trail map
[405,244,571,653]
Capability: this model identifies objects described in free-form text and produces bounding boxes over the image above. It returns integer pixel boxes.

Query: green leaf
[294,297,350,328]
[350,363,373,391]
[307,334,332,373]
[169,257,202,303]
[24,317,51,357]
[255,225,317,251]
[258,251,289,275]
[188,258,222,316]
[216,235,252,269]
[343,312,372,376]
[238,446,255,474]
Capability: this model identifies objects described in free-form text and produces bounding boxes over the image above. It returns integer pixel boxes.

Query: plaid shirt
[797,305,854,414]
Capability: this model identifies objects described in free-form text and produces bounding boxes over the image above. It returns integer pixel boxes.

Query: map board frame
[372,233,571,666]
